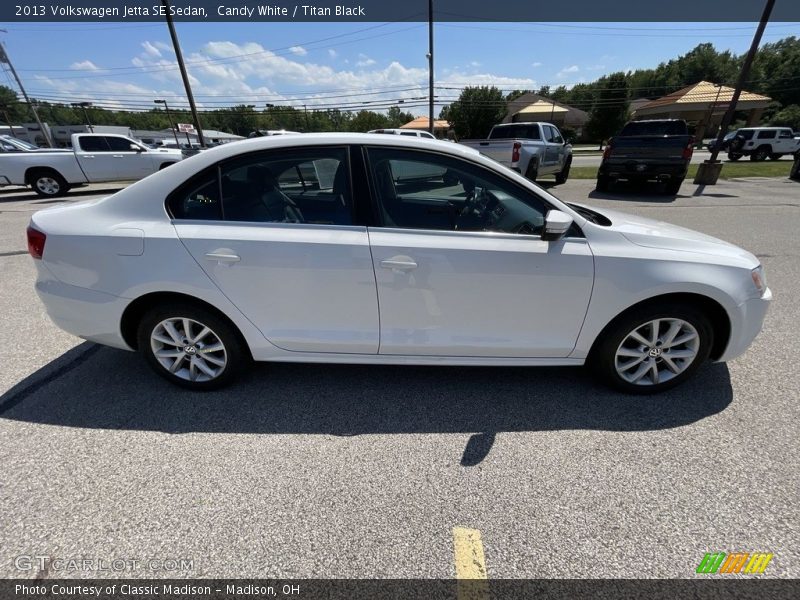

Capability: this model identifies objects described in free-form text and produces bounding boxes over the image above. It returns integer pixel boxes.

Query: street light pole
[155,99,180,145]
[427,0,435,135]
[161,0,206,148]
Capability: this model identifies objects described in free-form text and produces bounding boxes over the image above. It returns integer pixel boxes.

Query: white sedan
[27,133,771,393]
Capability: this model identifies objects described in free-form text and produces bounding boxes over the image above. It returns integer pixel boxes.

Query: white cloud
[531,62,542,68]
[469,61,481,68]
[141,41,162,58]
[289,46,307,56]
[556,65,579,78]
[70,60,99,71]
[356,53,376,67]
[327,49,338,59]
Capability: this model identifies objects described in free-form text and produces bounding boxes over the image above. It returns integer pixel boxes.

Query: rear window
[488,125,541,140]
[620,121,688,136]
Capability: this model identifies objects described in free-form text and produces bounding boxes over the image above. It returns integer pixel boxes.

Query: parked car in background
[0,133,183,197]
[0,135,71,153]
[27,133,769,394]
[726,127,800,161]
[460,122,573,184]
[597,119,694,195]
[369,128,437,140]
[706,131,737,153]
[248,129,301,137]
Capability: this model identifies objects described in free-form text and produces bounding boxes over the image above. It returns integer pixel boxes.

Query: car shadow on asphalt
[0,343,734,464]
[0,187,126,204]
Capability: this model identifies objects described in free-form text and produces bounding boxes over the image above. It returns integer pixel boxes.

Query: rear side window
[167,173,223,221]
[488,125,541,140]
[619,121,688,136]
[78,136,110,152]
[756,130,777,139]
[167,147,353,226]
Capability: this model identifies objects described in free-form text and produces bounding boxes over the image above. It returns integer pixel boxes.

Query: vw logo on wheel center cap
[649,347,662,358]
[184,345,198,355]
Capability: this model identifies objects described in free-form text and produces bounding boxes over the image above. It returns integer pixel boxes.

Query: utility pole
[0,39,52,147]
[695,0,776,184]
[155,99,180,145]
[161,0,205,147]
[0,105,15,137]
[427,0,434,135]
[71,102,94,133]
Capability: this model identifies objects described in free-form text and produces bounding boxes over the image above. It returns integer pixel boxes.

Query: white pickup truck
[0,133,183,197]
[460,122,573,184]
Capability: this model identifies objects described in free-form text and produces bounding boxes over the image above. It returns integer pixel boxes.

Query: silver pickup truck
[460,122,573,184]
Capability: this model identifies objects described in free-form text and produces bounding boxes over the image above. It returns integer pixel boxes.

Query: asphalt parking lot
[0,176,798,580]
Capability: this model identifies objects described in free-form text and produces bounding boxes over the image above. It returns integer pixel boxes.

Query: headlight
[751,265,767,295]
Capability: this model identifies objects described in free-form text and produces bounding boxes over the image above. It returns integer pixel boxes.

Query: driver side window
[365,147,547,235]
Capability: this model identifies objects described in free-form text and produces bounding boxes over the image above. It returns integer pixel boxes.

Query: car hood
[579,205,760,268]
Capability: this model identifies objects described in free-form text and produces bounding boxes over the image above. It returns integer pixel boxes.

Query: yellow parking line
[453,527,489,600]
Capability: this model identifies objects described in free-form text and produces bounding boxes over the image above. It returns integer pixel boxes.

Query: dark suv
[597,119,694,195]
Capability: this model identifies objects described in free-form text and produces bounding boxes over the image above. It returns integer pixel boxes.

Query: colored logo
[696,552,773,574]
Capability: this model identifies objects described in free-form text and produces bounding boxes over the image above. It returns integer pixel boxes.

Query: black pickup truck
[596,119,694,194]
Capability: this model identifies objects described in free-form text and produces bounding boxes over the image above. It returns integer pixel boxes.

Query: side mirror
[130,143,143,152]
[541,209,574,242]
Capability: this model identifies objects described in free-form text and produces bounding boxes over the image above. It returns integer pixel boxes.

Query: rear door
[170,145,380,354]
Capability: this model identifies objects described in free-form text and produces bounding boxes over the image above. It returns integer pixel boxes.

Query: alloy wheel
[36,177,60,196]
[614,318,700,386]
[150,317,227,382]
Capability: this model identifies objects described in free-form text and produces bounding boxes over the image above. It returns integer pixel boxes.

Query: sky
[1,21,798,115]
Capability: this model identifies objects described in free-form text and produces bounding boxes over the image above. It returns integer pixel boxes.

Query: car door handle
[380,258,417,271]
[204,251,240,263]
[112,154,124,158]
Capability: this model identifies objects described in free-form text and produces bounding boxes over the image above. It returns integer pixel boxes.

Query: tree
[585,72,629,143]
[770,104,800,131]
[349,110,389,132]
[444,86,507,139]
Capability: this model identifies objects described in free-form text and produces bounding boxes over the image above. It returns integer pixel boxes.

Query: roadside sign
[177,123,196,134]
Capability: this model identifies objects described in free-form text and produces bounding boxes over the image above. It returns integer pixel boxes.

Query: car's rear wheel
[595,175,611,192]
[750,146,770,162]
[768,153,781,161]
[137,303,249,390]
[727,152,742,161]
[591,304,713,394]
[30,170,70,198]
[664,178,683,195]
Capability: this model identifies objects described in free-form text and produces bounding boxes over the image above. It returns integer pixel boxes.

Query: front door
[74,135,119,181]
[171,146,379,354]
[104,135,153,180]
[364,146,594,358]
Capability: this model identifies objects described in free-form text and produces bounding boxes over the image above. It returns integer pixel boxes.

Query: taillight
[602,144,613,160]
[511,141,521,163]
[27,226,46,260]
[683,136,695,160]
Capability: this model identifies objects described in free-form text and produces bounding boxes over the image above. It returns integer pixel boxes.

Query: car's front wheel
[137,303,249,390]
[591,304,713,394]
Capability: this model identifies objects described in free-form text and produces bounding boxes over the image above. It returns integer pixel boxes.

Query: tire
[524,159,538,183]
[727,152,742,161]
[554,157,572,184]
[29,169,70,198]
[768,153,781,161]
[750,146,770,162]
[589,303,713,394]
[664,178,683,195]
[137,303,250,390]
[595,175,610,192]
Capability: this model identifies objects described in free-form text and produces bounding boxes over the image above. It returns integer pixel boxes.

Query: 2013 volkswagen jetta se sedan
[26,134,771,393]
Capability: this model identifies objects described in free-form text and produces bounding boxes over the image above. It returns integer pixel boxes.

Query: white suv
[727,127,800,161]
[368,128,437,139]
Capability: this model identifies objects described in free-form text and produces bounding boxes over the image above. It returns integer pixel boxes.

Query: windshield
[488,125,541,140]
